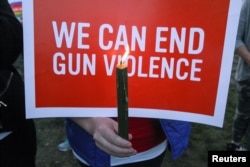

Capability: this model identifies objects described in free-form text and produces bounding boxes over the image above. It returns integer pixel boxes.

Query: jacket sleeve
[0,0,23,69]
[160,119,191,160]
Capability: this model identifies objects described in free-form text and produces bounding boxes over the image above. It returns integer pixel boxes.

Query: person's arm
[234,0,250,65]
[0,0,23,68]
[235,45,250,65]
[71,117,137,157]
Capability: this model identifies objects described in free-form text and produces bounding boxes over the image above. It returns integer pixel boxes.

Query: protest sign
[23,0,241,127]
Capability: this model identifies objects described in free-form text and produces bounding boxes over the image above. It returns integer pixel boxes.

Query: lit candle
[116,45,129,140]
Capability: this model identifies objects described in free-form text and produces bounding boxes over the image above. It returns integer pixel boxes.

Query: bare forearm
[70,117,95,135]
[235,45,250,65]
[70,117,118,136]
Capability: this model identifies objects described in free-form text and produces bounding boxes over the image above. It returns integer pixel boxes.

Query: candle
[116,45,129,140]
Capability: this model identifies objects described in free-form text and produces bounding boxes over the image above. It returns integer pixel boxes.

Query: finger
[104,121,133,148]
[96,139,137,157]
[94,131,136,157]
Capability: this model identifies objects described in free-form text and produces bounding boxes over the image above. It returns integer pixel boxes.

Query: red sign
[23,0,241,127]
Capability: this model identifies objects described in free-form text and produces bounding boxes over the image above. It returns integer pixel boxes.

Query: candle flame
[121,45,130,64]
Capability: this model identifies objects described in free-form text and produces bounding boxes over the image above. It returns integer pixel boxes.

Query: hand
[72,117,137,157]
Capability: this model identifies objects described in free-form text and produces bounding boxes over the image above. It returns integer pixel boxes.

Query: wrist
[71,117,95,135]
